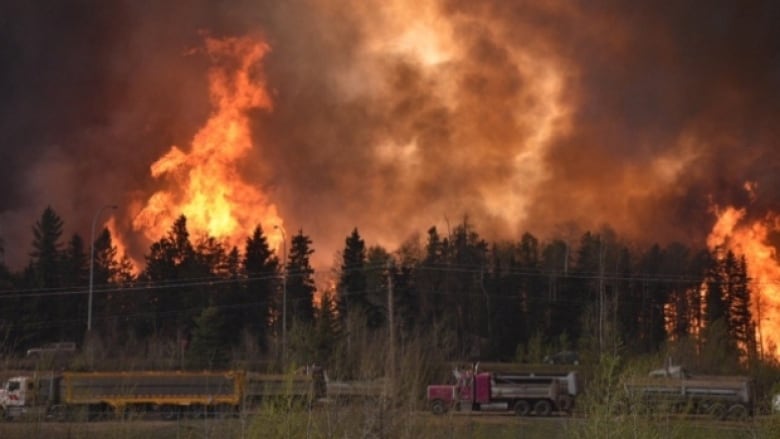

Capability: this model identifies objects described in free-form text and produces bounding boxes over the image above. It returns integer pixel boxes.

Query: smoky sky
[1,0,779,269]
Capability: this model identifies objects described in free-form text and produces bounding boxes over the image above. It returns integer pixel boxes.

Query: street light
[274,225,287,362]
[88,204,118,332]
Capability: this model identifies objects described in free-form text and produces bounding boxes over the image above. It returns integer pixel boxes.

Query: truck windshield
[8,381,20,391]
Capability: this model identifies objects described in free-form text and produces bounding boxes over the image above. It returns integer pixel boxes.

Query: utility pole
[274,225,287,364]
[598,239,605,355]
[387,260,395,382]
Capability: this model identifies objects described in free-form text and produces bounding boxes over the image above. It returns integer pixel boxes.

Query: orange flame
[707,200,780,359]
[105,216,138,272]
[133,35,284,252]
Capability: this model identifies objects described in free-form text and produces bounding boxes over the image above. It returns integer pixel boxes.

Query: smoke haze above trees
[0,0,779,270]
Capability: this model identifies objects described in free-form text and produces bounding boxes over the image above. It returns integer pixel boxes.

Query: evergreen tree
[30,206,64,289]
[448,218,488,358]
[702,248,739,362]
[189,236,228,315]
[416,227,447,328]
[242,226,278,349]
[704,249,727,325]
[727,253,756,361]
[389,255,417,337]
[635,244,667,353]
[315,289,339,364]
[286,231,316,327]
[364,246,391,329]
[659,243,695,341]
[61,234,88,341]
[63,234,88,287]
[186,306,229,369]
[542,239,570,341]
[566,231,603,345]
[143,215,197,337]
[92,228,136,339]
[27,206,66,343]
[517,233,544,352]
[338,228,368,324]
[489,243,522,360]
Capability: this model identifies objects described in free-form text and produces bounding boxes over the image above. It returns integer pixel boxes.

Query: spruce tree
[186,306,229,369]
[727,253,756,361]
[27,206,65,343]
[286,230,316,327]
[315,289,339,364]
[143,215,196,337]
[338,228,368,324]
[30,206,64,289]
[448,219,488,358]
[416,227,447,327]
[92,228,136,338]
[242,225,278,350]
[61,234,88,341]
[364,246,390,329]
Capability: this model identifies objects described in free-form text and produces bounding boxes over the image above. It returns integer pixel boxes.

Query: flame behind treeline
[0,0,778,280]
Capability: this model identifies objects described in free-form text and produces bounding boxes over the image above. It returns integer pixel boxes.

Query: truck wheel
[534,400,552,417]
[727,404,748,421]
[708,402,727,421]
[159,405,179,421]
[514,400,531,416]
[49,405,69,422]
[431,399,447,415]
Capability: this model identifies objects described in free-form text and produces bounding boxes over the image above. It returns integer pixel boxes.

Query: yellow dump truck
[1,370,325,420]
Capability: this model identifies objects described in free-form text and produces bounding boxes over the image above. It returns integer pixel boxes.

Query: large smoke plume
[1,0,778,269]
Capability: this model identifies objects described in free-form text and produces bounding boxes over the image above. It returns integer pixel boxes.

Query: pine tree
[702,248,739,363]
[61,234,88,341]
[364,246,390,329]
[143,215,197,337]
[338,228,368,324]
[542,239,569,341]
[315,289,339,364]
[448,218,488,358]
[705,249,727,325]
[186,306,229,369]
[517,233,544,353]
[727,254,756,362]
[286,230,316,327]
[27,206,65,343]
[242,226,278,350]
[30,206,64,289]
[416,227,447,327]
[92,228,136,339]
[635,244,667,353]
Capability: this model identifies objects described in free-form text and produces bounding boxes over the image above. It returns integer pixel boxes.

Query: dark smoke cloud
[1,0,779,269]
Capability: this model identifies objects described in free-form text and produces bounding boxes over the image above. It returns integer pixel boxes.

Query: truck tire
[534,400,552,417]
[49,405,69,422]
[431,399,447,415]
[513,400,531,416]
[727,404,748,421]
[708,402,727,421]
[159,405,179,421]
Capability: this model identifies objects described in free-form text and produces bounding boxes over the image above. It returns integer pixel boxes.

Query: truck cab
[0,377,34,419]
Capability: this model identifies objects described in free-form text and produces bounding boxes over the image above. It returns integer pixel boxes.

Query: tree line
[0,207,762,373]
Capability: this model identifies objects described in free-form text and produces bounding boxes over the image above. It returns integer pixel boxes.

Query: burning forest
[0,0,779,372]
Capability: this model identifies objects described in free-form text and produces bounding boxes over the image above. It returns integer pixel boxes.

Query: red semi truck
[427,367,563,416]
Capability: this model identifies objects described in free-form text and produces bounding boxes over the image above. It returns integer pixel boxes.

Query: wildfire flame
[133,35,284,252]
[707,195,780,359]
